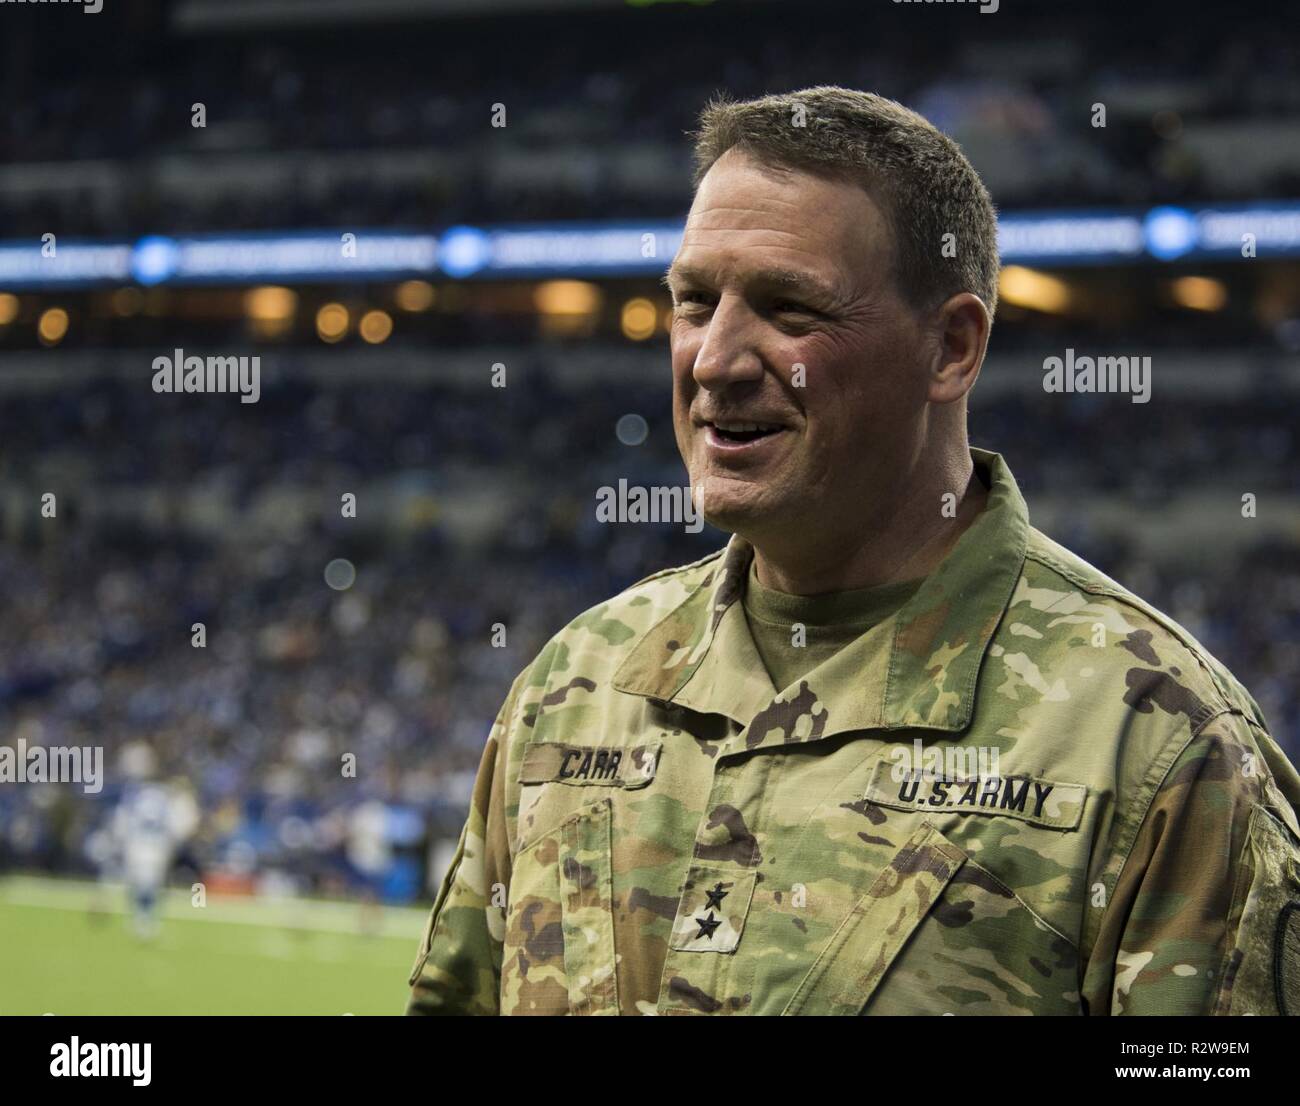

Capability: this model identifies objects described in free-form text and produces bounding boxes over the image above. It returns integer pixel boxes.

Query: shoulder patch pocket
[1215,804,1300,1016]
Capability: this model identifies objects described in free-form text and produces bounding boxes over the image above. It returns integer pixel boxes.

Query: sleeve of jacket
[1081,710,1300,1015]
[405,673,523,1015]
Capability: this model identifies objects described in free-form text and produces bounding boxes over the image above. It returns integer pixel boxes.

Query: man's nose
[691,296,764,390]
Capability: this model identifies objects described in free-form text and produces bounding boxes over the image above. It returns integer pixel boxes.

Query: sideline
[0,875,427,940]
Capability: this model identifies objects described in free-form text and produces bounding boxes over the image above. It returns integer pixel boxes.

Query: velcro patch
[1276,901,1300,1016]
[668,867,757,954]
[863,759,1086,830]
[519,740,660,789]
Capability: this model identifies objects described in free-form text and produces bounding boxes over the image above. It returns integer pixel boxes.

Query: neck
[750,446,986,596]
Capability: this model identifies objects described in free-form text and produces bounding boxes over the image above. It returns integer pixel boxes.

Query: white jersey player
[111,781,197,939]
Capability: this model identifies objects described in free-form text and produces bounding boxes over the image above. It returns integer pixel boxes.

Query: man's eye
[676,292,711,305]
[772,299,809,313]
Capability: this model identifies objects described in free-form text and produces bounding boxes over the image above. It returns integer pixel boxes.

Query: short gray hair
[692,86,999,318]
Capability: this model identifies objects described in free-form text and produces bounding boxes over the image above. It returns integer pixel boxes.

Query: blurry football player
[110,743,199,939]
[347,797,390,936]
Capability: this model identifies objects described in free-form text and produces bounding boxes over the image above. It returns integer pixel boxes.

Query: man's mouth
[706,419,785,445]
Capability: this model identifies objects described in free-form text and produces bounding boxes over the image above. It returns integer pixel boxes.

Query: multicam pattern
[407,449,1300,1016]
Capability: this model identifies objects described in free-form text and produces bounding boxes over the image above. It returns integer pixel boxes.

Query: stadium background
[2,0,1299,1013]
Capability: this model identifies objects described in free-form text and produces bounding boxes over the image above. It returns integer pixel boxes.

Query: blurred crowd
[3,4,1299,236]
[0,360,1297,901]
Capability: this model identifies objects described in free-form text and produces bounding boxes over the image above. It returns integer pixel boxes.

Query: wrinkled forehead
[678,148,895,294]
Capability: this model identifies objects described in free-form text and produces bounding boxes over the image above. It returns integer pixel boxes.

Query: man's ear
[927,292,991,404]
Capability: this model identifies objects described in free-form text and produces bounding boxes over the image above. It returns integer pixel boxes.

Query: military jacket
[407,449,1300,1015]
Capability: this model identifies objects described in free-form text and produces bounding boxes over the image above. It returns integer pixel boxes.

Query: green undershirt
[742,561,925,694]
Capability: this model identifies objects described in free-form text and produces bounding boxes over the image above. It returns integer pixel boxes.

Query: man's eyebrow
[760,268,838,298]
[662,263,706,289]
[663,265,838,299]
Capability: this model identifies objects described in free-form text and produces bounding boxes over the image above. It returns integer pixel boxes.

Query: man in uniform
[406,87,1300,1015]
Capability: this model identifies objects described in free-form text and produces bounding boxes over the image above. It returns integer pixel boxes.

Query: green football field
[0,876,427,1015]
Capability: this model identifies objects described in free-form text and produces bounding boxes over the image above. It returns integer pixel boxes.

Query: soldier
[407,87,1300,1015]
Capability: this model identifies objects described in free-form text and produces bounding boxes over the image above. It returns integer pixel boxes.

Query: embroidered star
[694,911,723,941]
[704,882,729,911]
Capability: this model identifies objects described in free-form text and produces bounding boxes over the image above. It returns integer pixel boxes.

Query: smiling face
[668,148,936,550]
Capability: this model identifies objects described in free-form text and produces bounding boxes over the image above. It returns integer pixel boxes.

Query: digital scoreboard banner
[1,203,1297,289]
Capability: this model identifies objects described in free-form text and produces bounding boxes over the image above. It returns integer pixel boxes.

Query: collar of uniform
[612,448,1029,737]
[611,533,759,710]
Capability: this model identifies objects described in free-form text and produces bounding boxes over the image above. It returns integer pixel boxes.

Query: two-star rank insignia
[669,870,755,953]
[692,883,729,940]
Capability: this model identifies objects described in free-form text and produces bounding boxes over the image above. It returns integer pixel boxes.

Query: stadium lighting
[0,292,17,325]
[245,286,299,339]
[535,280,602,337]
[359,309,394,344]
[535,280,601,315]
[316,303,350,343]
[0,202,1295,295]
[395,280,436,312]
[130,236,180,286]
[1169,275,1228,312]
[998,266,1072,313]
[620,297,657,341]
[1143,206,1198,261]
[245,286,298,321]
[439,226,491,278]
[38,307,69,346]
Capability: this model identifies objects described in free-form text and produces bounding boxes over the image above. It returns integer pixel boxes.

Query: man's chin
[696,485,788,542]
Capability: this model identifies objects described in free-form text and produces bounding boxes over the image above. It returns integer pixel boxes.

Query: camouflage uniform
[406,448,1300,1015]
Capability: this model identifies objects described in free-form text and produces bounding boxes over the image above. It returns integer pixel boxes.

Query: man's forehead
[674,155,890,293]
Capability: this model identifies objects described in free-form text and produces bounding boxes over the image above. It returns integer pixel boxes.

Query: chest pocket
[501,798,619,1016]
[783,821,1080,1016]
[515,739,660,850]
[783,822,963,1015]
